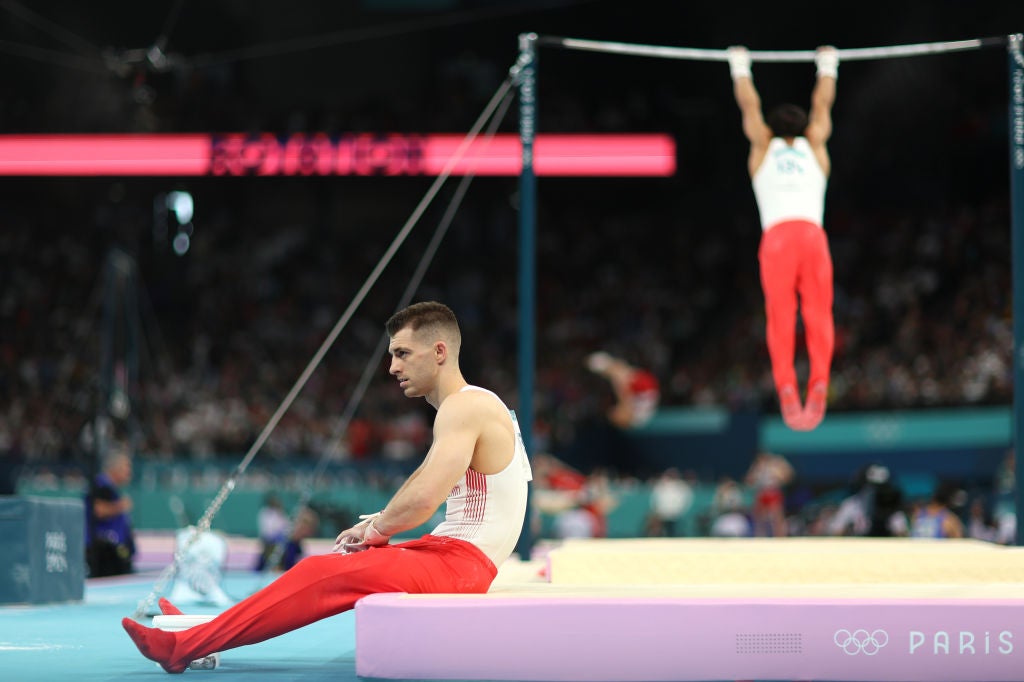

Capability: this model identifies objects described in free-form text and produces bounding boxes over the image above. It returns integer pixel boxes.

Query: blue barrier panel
[0,495,85,605]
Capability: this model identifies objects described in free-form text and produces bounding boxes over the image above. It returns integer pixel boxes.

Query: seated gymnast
[122,301,533,673]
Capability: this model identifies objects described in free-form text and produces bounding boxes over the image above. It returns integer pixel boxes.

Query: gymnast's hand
[815,45,839,79]
[727,45,751,80]
[333,512,389,553]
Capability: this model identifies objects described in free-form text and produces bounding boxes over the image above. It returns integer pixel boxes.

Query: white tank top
[751,137,827,231]
[431,385,533,566]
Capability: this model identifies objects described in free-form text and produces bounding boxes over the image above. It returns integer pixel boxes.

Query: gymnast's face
[387,326,441,399]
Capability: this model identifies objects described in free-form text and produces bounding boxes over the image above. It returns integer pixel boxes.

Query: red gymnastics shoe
[778,384,803,430]
[158,597,184,615]
[800,382,828,431]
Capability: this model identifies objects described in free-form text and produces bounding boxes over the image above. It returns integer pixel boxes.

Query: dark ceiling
[1,0,1019,134]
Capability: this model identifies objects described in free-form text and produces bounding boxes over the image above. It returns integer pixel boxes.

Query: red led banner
[0,133,675,177]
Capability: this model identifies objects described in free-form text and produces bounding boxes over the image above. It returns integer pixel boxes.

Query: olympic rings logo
[834,629,889,656]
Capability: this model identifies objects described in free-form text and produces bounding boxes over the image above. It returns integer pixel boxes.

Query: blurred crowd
[1,185,1011,474]
[532,450,1016,546]
[0,45,1013,484]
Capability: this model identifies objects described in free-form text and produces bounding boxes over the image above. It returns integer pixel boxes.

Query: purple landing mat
[355,594,1024,681]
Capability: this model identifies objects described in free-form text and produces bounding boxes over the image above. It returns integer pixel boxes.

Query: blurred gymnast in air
[586,351,660,429]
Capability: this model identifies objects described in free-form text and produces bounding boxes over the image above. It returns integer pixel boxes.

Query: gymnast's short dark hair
[386,301,460,340]
[767,104,808,138]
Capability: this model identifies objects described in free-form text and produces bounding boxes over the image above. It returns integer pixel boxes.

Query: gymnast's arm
[733,78,769,146]
[728,47,771,175]
[334,400,476,550]
[373,392,481,537]
[334,462,426,550]
[805,46,838,172]
[806,74,836,143]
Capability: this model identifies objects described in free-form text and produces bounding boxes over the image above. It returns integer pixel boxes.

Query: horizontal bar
[540,34,1009,62]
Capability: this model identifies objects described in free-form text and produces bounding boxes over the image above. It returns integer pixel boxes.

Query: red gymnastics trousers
[757,219,835,396]
[122,535,497,673]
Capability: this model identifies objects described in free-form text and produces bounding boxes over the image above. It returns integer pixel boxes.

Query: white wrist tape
[356,511,383,526]
[815,48,839,79]
[727,47,752,80]
[363,518,391,545]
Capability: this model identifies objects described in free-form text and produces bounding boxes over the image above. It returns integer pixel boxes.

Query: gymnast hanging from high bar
[728,45,839,431]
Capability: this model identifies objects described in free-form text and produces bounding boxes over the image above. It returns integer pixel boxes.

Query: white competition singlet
[751,137,827,231]
[431,385,533,566]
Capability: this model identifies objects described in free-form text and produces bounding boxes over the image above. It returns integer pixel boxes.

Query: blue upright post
[1009,34,1023,545]
[516,32,538,559]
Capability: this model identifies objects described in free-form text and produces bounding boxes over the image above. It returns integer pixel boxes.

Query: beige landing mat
[545,537,1024,585]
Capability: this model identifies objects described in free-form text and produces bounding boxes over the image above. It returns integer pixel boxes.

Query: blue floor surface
[1,570,362,682]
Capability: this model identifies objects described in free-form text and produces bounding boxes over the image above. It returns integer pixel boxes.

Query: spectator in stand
[967,497,999,543]
[745,451,795,537]
[254,493,291,572]
[911,481,965,539]
[646,467,694,537]
[708,475,752,537]
[256,506,321,572]
[85,447,137,577]
[827,464,909,537]
[553,500,602,539]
